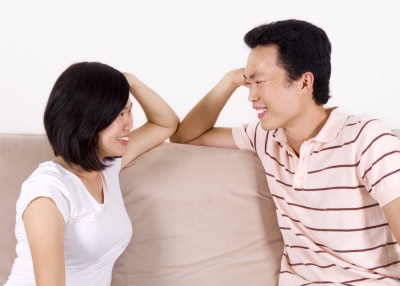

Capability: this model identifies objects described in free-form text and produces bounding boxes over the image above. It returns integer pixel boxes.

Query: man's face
[244,45,305,131]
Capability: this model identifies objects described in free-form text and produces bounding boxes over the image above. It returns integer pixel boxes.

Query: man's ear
[301,72,314,90]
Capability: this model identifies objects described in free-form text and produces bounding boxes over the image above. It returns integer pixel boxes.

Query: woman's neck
[53,156,104,203]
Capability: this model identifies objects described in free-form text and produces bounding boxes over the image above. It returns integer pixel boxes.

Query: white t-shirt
[5,158,132,286]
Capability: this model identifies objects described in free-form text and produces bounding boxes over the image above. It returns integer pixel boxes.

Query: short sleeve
[17,175,71,223]
[360,121,400,207]
[232,122,258,151]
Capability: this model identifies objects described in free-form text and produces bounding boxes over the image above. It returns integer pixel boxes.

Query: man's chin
[260,121,275,131]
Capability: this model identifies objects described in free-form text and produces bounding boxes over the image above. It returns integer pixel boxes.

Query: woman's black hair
[44,61,130,171]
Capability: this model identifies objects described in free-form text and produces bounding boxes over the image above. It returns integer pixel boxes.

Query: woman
[5,62,179,285]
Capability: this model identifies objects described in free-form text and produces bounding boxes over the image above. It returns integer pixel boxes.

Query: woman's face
[97,99,133,159]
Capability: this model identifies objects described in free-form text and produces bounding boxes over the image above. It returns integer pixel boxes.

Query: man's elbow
[169,133,181,143]
[169,130,195,144]
[169,134,192,144]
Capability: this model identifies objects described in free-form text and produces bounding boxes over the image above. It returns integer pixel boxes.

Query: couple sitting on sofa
[5,19,400,285]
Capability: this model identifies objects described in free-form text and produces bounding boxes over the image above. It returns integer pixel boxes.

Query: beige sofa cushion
[113,143,283,286]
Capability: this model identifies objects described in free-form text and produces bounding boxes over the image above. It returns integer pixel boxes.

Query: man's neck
[284,106,334,156]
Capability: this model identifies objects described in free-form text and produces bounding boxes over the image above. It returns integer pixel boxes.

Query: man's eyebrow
[243,73,260,81]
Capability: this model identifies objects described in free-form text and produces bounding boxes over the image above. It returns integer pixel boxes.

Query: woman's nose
[124,115,133,131]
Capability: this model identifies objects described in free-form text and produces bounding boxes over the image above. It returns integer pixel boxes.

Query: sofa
[0,133,284,285]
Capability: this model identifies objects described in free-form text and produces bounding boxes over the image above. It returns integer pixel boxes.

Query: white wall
[1,0,399,134]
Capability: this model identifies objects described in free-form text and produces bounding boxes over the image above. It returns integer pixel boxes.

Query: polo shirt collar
[272,107,349,144]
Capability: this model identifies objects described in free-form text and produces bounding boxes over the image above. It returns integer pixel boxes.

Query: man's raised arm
[170,68,245,148]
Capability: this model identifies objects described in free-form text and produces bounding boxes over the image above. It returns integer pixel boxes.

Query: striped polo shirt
[232,108,400,285]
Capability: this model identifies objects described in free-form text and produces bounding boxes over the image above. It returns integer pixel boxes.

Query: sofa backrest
[114,143,283,285]
[0,134,284,285]
[0,134,53,283]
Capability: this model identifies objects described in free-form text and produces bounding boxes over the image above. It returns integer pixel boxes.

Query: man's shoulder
[337,113,396,146]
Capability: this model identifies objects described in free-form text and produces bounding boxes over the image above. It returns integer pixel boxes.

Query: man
[171,19,400,284]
